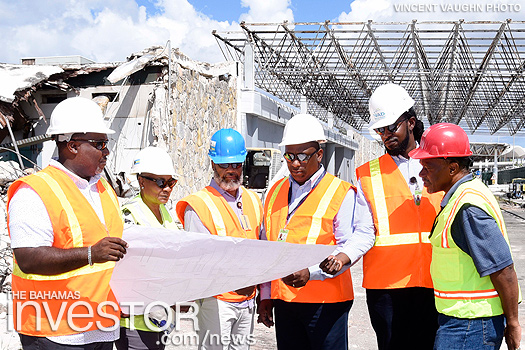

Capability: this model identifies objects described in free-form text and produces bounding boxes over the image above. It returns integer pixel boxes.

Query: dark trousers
[274,299,352,350]
[366,287,438,350]
[19,334,113,350]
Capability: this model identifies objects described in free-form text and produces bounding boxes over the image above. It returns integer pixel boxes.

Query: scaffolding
[213,20,525,135]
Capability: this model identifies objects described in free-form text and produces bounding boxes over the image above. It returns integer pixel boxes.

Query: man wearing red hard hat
[410,123,521,350]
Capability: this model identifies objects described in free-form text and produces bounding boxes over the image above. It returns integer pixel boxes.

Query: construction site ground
[0,202,522,349]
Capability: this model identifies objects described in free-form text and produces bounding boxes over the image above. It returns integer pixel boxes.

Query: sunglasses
[71,139,109,151]
[140,175,177,189]
[374,118,408,136]
[283,148,319,163]
[217,163,243,169]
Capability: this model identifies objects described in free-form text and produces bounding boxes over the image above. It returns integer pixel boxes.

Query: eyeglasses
[71,139,109,151]
[374,118,408,136]
[140,175,177,189]
[217,163,243,169]
[283,148,319,163]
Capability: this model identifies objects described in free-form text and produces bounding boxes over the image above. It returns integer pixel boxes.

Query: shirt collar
[49,159,102,187]
[441,173,473,207]
[209,178,243,201]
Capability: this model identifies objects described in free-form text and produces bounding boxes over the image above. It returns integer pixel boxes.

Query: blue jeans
[434,314,505,350]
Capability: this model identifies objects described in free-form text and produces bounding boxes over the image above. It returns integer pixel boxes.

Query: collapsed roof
[214,20,525,136]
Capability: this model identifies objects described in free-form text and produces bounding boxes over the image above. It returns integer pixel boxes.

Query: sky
[0,0,523,145]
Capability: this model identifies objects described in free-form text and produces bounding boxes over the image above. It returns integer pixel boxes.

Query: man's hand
[319,253,350,275]
[504,319,521,350]
[91,237,128,263]
[235,286,256,296]
[490,264,521,350]
[281,268,310,288]
[257,299,274,328]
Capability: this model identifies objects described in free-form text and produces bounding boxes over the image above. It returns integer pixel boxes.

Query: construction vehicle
[243,148,284,198]
[507,178,525,199]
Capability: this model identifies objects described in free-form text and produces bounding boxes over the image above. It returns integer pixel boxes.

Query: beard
[213,167,242,192]
[385,131,410,157]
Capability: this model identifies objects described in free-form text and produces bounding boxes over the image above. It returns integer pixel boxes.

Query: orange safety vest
[264,173,355,303]
[176,186,263,302]
[7,166,123,337]
[356,154,442,289]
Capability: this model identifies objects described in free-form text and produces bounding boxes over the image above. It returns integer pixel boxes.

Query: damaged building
[0,46,374,202]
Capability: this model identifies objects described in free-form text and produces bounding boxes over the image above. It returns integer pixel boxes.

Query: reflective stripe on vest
[369,158,390,236]
[35,172,83,247]
[265,179,287,238]
[193,191,227,236]
[439,188,504,249]
[374,231,431,246]
[434,289,499,300]
[306,177,343,244]
[12,261,114,281]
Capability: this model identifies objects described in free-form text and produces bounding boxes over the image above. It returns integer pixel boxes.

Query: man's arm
[14,237,128,275]
[452,205,520,350]
[490,264,521,350]
[9,185,128,275]
[319,182,376,275]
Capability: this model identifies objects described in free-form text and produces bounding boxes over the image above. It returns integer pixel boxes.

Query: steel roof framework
[213,20,525,135]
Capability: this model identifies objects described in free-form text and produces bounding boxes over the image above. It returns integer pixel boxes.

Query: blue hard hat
[208,128,247,164]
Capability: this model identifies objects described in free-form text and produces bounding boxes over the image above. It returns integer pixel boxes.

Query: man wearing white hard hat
[257,114,375,349]
[7,97,128,349]
[116,146,179,350]
[176,128,263,350]
[356,83,443,349]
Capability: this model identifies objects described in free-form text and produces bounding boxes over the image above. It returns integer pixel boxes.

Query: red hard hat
[409,123,473,159]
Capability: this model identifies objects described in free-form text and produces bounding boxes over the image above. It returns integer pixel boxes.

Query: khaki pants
[196,297,255,350]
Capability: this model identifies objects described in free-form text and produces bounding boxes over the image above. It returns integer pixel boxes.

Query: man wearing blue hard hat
[176,128,263,350]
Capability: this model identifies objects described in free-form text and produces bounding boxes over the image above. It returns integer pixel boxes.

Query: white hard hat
[130,147,178,178]
[279,114,326,146]
[368,83,415,132]
[47,97,115,136]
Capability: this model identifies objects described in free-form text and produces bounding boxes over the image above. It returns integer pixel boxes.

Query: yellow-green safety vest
[430,177,517,318]
[120,194,178,332]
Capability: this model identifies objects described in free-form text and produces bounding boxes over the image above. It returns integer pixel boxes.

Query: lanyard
[286,170,326,221]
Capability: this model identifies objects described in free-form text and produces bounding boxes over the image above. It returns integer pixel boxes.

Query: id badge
[277,229,289,242]
[414,189,422,206]
[240,215,252,231]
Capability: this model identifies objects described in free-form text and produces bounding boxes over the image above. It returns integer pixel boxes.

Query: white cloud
[0,0,294,64]
[239,0,294,23]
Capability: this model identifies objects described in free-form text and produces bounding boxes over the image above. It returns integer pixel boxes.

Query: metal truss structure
[213,20,525,135]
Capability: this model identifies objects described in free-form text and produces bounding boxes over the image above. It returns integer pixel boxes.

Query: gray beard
[213,167,242,192]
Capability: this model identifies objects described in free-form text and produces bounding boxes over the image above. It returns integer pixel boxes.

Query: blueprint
[110,226,335,313]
